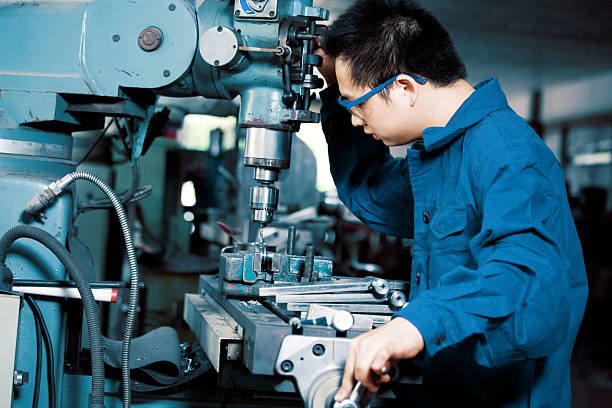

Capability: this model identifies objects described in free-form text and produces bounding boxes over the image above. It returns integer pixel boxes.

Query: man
[315,0,588,406]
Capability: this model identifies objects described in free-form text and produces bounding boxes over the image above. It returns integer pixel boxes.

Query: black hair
[323,0,467,93]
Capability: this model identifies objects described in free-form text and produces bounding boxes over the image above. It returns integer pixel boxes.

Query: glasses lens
[350,105,364,120]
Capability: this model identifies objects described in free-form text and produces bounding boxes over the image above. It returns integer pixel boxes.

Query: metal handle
[238,45,285,56]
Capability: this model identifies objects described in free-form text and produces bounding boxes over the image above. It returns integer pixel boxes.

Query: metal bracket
[280,109,320,124]
[299,6,329,21]
[234,0,279,20]
[0,293,20,407]
[275,335,351,408]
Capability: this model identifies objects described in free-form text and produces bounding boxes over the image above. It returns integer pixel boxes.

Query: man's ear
[395,74,420,107]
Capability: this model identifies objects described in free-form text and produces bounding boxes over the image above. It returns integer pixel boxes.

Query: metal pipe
[286,225,296,255]
[0,226,105,408]
[13,279,132,288]
[303,244,315,282]
[24,170,140,408]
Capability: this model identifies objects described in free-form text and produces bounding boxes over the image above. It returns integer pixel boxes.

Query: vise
[219,243,334,297]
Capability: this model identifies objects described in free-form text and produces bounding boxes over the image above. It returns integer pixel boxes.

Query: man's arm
[336,142,577,399]
[320,86,414,238]
[397,142,573,365]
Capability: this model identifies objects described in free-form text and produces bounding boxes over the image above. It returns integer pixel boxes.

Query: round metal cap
[139,26,164,52]
[331,310,354,332]
[388,290,407,309]
[199,26,240,67]
[370,278,390,298]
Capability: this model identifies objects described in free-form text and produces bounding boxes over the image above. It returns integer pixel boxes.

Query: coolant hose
[25,170,140,407]
[0,225,105,408]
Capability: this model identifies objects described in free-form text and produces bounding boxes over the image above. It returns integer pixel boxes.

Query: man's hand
[334,317,425,402]
[314,37,337,87]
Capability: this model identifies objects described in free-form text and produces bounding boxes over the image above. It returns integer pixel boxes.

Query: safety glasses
[337,73,427,118]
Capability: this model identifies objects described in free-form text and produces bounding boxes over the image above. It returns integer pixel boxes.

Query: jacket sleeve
[396,142,572,367]
[320,86,414,238]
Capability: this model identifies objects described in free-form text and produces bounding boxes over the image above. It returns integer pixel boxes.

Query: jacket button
[415,272,421,285]
[423,212,430,224]
[435,335,445,345]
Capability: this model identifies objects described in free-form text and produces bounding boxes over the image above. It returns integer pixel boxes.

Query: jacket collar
[422,78,509,152]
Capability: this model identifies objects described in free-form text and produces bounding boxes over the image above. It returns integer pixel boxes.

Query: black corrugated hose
[24,295,43,408]
[25,170,140,407]
[0,226,105,408]
[25,294,55,408]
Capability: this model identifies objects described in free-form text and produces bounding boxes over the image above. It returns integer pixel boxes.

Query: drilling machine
[0,1,416,407]
[0,0,326,405]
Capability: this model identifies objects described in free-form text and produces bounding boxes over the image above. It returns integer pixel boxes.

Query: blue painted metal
[239,0,257,15]
[189,0,324,131]
[0,0,197,96]
[0,146,75,407]
[0,0,326,405]
[131,101,158,163]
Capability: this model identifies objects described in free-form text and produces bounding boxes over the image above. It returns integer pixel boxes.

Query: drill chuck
[250,184,279,225]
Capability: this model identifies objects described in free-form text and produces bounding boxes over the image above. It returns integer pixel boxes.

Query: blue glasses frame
[337,73,427,113]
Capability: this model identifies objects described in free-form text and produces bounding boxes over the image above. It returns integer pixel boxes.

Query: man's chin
[372,134,402,146]
[379,138,396,146]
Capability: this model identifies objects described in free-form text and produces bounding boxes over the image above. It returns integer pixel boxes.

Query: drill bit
[258,225,265,245]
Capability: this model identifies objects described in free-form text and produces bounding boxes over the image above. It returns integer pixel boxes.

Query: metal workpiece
[275,335,351,408]
[257,278,408,297]
[278,290,407,310]
[287,302,396,315]
[219,244,333,297]
[275,292,388,304]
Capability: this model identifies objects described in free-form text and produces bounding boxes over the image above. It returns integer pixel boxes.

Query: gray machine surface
[0,294,21,408]
[183,266,418,407]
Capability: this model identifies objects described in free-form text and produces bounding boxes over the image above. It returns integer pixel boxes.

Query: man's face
[335,59,421,146]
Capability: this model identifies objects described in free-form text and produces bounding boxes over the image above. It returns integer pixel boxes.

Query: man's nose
[351,114,365,127]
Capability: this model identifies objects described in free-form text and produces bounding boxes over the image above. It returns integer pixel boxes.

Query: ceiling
[314,0,612,96]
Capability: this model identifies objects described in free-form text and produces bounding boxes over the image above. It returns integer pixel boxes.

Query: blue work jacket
[321,78,588,407]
